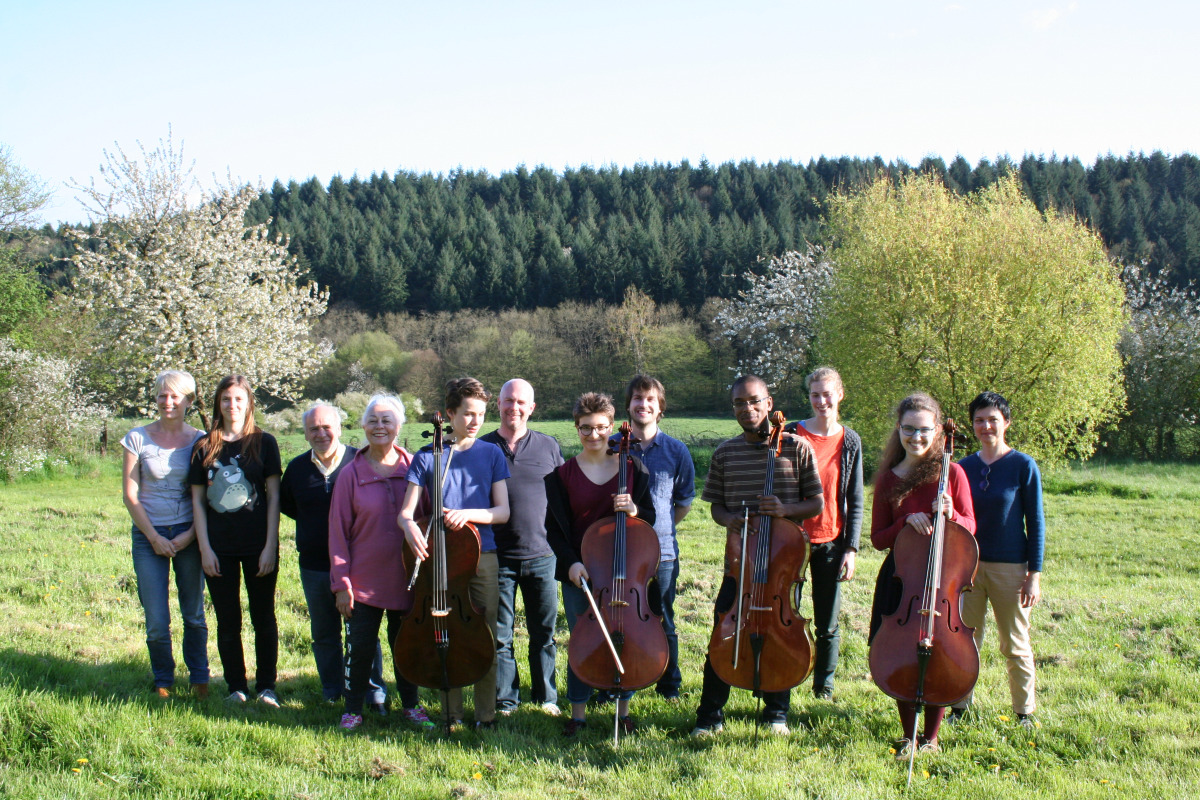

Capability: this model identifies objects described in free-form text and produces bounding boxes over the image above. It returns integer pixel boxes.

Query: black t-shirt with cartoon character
[188,433,282,557]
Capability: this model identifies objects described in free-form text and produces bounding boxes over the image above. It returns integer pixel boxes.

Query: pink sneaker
[339,713,363,731]
[402,706,436,729]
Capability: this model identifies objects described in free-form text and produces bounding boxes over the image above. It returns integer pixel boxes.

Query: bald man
[481,379,565,716]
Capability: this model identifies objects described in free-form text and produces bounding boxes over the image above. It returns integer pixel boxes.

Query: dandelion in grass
[998,715,1010,722]
[71,768,81,774]
[922,770,930,779]
[473,773,482,780]
[77,759,88,764]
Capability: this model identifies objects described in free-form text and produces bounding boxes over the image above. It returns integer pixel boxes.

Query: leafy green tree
[821,174,1126,462]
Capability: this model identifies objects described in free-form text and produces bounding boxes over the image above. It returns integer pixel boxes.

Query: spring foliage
[68,137,329,412]
[820,174,1126,462]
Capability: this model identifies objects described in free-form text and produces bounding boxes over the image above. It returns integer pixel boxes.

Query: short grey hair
[302,401,344,428]
[361,393,406,428]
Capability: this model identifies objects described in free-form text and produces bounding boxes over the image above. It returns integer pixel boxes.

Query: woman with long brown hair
[188,375,282,706]
[869,392,975,758]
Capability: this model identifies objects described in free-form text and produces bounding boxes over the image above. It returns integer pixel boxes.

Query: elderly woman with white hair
[121,370,209,698]
[328,394,434,731]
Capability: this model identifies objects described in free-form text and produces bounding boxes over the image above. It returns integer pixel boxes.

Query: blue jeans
[561,581,633,705]
[298,567,385,704]
[655,558,681,697]
[131,524,209,688]
[495,554,559,711]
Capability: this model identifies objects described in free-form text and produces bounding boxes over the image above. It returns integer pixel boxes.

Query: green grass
[1,444,1198,798]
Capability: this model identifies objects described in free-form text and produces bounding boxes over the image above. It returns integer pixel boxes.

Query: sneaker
[339,713,363,730]
[401,706,436,729]
[1017,713,1038,730]
[813,688,833,701]
[257,689,280,708]
[764,720,790,736]
[540,702,562,717]
[917,737,940,754]
[366,701,389,717]
[497,706,517,717]
[946,706,968,724]
[226,690,248,704]
[893,739,914,761]
[690,721,724,739]
[563,718,588,737]
[618,716,637,735]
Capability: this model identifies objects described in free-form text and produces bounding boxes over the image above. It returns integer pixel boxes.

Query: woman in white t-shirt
[121,370,208,698]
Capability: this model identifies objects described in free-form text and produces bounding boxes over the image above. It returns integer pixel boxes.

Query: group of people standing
[121,365,1044,757]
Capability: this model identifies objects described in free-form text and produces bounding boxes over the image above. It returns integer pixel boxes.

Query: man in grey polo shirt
[625,374,695,700]
[481,379,565,716]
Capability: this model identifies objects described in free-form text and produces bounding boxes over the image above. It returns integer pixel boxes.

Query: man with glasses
[481,379,565,717]
[692,375,824,737]
[280,403,388,711]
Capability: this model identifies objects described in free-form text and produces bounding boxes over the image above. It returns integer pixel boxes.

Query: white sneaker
[257,689,280,708]
[226,690,248,704]
[541,702,562,717]
[691,721,724,738]
[765,721,790,736]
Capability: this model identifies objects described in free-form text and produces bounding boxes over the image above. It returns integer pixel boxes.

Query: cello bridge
[609,600,629,608]
[749,605,772,612]
[432,609,450,618]
[917,609,942,618]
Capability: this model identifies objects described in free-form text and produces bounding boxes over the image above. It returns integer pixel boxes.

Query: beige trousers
[956,560,1037,715]
[444,552,499,723]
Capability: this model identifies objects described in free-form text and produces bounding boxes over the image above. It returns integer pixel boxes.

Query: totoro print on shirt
[206,456,258,513]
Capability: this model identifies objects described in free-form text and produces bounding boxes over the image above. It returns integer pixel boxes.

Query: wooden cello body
[394,414,494,692]
[707,411,815,693]
[869,420,980,709]
[567,423,669,693]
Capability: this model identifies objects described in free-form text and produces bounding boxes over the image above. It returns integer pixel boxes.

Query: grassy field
[1,426,1198,799]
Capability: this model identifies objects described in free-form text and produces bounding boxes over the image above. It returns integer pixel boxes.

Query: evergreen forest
[19,152,1200,313]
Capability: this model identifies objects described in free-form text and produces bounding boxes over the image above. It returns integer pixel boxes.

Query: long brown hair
[875,392,945,504]
[196,375,262,468]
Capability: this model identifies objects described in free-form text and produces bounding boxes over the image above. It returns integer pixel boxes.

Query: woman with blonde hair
[121,370,208,698]
[188,375,283,706]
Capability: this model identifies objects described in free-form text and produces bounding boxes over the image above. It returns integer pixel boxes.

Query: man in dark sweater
[280,403,387,711]
[481,379,565,716]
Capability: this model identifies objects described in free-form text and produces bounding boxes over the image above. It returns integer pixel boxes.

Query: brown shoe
[192,684,210,700]
[154,687,171,699]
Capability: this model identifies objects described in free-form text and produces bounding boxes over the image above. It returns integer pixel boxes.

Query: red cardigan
[870,463,976,551]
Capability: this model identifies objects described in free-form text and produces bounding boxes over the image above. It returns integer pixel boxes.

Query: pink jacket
[328,445,414,611]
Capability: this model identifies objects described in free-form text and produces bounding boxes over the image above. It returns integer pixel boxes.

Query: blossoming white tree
[712,244,833,396]
[1119,264,1200,458]
[69,136,330,416]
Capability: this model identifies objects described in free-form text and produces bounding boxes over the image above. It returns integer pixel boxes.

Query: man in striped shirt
[691,375,824,738]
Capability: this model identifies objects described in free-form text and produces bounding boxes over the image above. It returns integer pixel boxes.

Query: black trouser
[809,541,845,696]
[695,655,790,726]
[343,601,421,715]
[205,552,278,695]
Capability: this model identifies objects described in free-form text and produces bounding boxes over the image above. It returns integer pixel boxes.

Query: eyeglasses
[732,397,768,410]
[978,464,991,492]
[899,425,936,438]
[576,424,612,437]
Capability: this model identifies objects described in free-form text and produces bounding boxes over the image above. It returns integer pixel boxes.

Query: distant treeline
[17,153,1200,312]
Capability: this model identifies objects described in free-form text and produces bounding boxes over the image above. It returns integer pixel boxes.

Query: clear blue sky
[3,0,1197,224]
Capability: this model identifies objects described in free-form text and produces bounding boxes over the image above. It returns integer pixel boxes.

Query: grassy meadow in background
[0,417,1198,798]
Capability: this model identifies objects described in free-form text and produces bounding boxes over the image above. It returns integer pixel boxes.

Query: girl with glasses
[868,392,976,758]
[545,392,657,736]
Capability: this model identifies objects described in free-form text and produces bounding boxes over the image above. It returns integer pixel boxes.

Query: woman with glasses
[545,392,656,736]
[949,391,1044,729]
[868,392,975,758]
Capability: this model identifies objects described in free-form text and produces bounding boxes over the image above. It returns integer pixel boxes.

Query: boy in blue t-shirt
[400,377,511,728]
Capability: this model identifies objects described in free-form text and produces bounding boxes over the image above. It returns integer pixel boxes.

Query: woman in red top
[869,392,975,759]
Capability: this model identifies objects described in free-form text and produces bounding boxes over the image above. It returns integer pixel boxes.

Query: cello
[869,419,979,783]
[708,411,816,696]
[568,422,669,740]
[394,413,494,723]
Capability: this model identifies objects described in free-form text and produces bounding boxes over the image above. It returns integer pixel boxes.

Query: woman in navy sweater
[951,391,1046,728]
